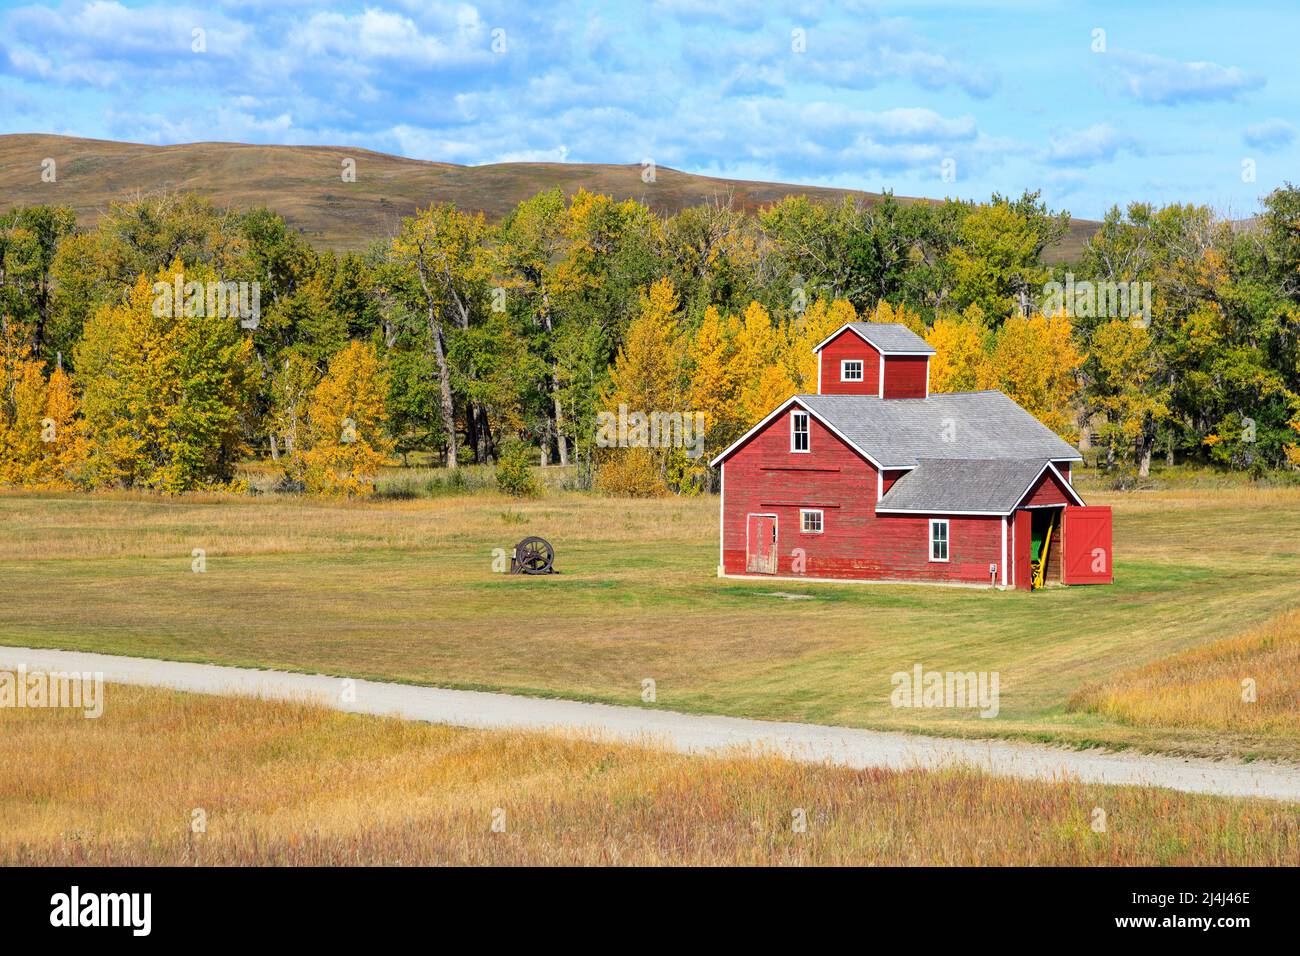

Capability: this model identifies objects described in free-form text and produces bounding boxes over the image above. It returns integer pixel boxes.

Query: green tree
[949,192,1068,322]
[390,204,494,469]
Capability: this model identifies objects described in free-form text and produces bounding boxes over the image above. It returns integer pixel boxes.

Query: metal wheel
[514,536,554,574]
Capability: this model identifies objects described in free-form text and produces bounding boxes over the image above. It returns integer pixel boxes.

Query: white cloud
[1242,118,1295,152]
[289,8,489,68]
[1104,50,1264,106]
[1041,123,1139,167]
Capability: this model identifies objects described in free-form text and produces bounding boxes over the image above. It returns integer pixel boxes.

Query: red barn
[711,322,1112,589]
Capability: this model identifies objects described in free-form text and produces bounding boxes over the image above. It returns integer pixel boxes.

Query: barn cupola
[812,322,935,399]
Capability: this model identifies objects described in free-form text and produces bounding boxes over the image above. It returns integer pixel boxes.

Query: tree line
[1,184,1297,495]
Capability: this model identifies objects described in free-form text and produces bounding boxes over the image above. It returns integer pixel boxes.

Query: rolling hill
[0,133,1098,260]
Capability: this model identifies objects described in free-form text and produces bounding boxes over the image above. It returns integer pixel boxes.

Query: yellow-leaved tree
[0,350,45,485]
[734,301,795,426]
[925,306,992,394]
[1286,408,1300,470]
[596,278,686,497]
[986,310,1082,438]
[74,262,255,492]
[299,341,393,496]
[687,305,743,470]
[786,298,856,391]
[0,325,87,488]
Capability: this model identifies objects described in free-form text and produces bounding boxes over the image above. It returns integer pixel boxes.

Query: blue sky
[1,0,1296,219]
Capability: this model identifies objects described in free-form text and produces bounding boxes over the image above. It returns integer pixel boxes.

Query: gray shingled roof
[799,391,1081,468]
[823,322,936,355]
[876,458,1062,514]
[847,321,930,356]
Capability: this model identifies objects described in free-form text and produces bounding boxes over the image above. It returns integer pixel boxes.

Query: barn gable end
[814,323,934,399]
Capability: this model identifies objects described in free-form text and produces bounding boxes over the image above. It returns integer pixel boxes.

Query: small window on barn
[800,509,823,534]
[791,411,810,452]
[841,359,863,382]
[929,519,949,562]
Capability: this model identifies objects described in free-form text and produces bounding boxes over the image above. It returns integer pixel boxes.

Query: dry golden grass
[1071,609,1300,734]
[2,685,1297,866]
[0,133,1099,260]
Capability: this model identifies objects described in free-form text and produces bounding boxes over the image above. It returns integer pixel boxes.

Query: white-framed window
[791,410,810,452]
[929,519,950,563]
[800,509,823,534]
[840,359,863,382]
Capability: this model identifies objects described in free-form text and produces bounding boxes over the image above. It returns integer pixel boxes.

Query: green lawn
[3,482,1299,761]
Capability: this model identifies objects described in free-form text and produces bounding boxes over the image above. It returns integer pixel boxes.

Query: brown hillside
[0,133,1098,260]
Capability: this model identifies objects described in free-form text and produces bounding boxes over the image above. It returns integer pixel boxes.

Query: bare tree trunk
[433,330,457,469]
[1137,434,1152,477]
[477,404,497,462]
[269,434,279,462]
[540,417,557,466]
[552,390,568,466]
[466,404,481,464]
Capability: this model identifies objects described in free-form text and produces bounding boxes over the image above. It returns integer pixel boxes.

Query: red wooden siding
[818,330,880,395]
[1019,467,1074,507]
[1057,462,1071,483]
[1062,506,1114,584]
[881,356,929,398]
[881,469,908,494]
[722,406,1003,585]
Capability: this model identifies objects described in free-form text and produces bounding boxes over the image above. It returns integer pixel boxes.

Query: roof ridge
[914,455,1051,462]
[800,389,1009,400]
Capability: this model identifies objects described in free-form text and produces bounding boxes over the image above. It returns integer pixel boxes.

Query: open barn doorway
[1029,507,1063,589]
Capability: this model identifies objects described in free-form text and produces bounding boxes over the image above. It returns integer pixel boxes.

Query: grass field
[1072,609,1300,735]
[2,481,1299,762]
[3,684,1296,866]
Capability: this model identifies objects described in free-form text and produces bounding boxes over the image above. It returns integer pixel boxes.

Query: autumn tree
[596,278,687,496]
[686,305,742,475]
[926,307,991,394]
[949,192,1068,322]
[0,317,88,488]
[390,204,494,469]
[502,189,660,471]
[74,263,256,491]
[733,301,795,426]
[1087,320,1170,474]
[266,352,319,460]
[986,311,1081,439]
[298,341,393,496]
[786,298,856,392]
